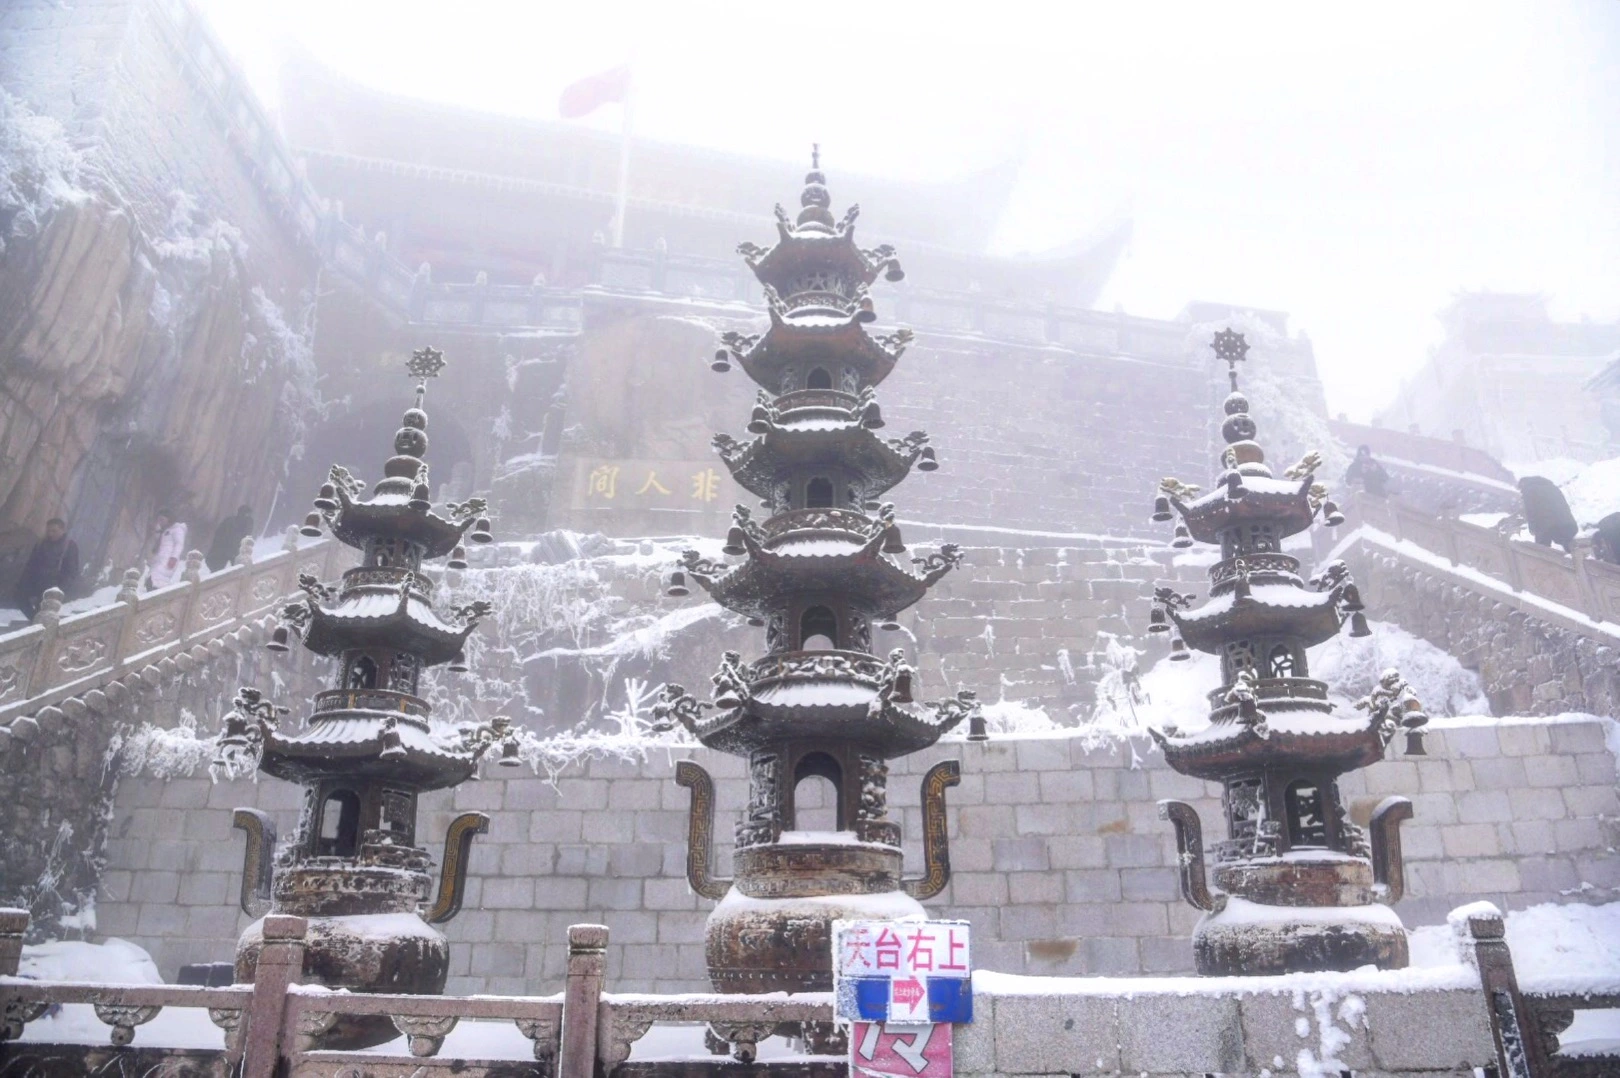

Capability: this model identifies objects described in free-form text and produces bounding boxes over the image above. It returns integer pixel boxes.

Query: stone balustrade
[3,904,1606,1076]
[1330,494,1620,632]
[0,529,349,754]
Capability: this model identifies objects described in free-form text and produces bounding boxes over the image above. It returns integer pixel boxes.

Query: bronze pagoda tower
[1149,329,1425,975]
[218,348,519,1047]
[658,150,976,1013]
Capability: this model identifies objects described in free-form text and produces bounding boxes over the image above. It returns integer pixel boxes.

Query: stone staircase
[0,530,347,757]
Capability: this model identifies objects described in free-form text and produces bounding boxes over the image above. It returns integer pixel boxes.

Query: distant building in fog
[1376,292,1620,467]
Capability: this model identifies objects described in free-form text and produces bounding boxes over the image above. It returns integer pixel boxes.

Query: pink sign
[851,1021,953,1078]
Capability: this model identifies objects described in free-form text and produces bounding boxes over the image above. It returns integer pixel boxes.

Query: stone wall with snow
[95,715,1619,991]
[0,0,322,583]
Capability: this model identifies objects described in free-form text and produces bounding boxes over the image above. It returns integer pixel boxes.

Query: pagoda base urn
[705,840,925,993]
[1192,896,1408,977]
[235,859,448,1050]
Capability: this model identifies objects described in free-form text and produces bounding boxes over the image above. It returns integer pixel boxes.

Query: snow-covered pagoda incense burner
[1149,329,1426,976]
[217,348,518,1047]
[656,150,976,1028]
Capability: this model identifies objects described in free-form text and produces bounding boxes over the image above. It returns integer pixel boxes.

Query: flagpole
[612,69,633,248]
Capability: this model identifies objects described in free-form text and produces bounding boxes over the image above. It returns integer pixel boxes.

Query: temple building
[1149,330,1426,976]
[654,152,977,1052]
[215,349,519,1047]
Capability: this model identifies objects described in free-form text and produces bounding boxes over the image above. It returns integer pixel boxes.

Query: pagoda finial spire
[811,142,820,170]
[408,346,446,408]
[1211,328,1249,391]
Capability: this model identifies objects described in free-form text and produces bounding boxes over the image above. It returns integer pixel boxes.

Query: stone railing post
[238,913,307,1078]
[1462,904,1552,1078]
[26,589,65,699]
[0,908,27,976]
[1503,535,1526,593]
[560,923,607,1078]
[1570,545,1602,621]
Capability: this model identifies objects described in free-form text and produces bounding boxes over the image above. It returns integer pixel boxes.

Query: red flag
[559,66,630,119]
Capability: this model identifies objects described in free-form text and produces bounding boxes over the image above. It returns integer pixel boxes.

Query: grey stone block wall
[96,717,1619,995]
[956,975,1497,1076]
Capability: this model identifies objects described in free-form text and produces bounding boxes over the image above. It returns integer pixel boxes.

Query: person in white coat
[145,508,188,590]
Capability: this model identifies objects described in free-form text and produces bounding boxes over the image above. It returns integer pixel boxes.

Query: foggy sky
[195,0,1620,423]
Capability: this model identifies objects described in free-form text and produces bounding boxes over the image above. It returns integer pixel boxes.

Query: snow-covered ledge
[951,903,1521,1077]
[954,964,1492,1076]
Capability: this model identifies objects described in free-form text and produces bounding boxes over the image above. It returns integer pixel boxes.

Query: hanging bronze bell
[1171,523,1194,549]
[882,525,906,554]
[1169,636,1190,661]
[266,625,291,653]
[447,544,468,571]
[916,446,939,472]
[1404,729,1427,756]
[1152,494,1173,523]
[747,406,771,434]
[862,401,885,429]
[379,723,406,760]
[498,737,523,766]
[470,517,494,544]
[665,570,689,597]
[1348,611,1371,637]
[711,349,732,373]
[723,527,748,556]
[313,483,339,512]
[967,711,989,741]
[408,482,432,512]
[300,511,324,538]
[1148,606,1169,633]
[1225,471,1246,499]
[1323,499,1345,527]
[448,649,469,673]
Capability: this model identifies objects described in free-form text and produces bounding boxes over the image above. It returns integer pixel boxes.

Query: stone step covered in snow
[96,715,1620,994]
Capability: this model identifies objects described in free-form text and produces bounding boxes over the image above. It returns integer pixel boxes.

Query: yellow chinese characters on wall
[570,458,735,516]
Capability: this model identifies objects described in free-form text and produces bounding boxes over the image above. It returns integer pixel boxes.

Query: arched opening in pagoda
[347,655,378,691]
[806,367,833,390]
[792,752,844,831]
[800,606,838,650]
[1267,644,1296,679]
[317,789,362,857]
[1284,779,1328,848]
[805,477,835,509]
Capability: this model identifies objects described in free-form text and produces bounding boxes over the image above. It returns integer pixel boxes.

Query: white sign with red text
[833,920,972,1025]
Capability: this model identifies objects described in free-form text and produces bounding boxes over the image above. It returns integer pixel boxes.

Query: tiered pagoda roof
[665,149,968,760]
[1148,329,1400,781]
[250,348,501,791]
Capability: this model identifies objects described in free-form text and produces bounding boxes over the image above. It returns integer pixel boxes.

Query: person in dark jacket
[1517,476,1578,552]
[1593,512,1620,566]
[204,504,254,572]
[1344,445,1392,497]
[15,518,79,620]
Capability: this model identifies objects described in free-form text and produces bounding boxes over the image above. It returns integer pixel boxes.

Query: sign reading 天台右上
[833,919,972,1026]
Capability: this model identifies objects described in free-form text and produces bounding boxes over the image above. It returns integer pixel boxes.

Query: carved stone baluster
[92,1003,162,1046]
[390,1013,458,1057]
[516,1015,560,1063]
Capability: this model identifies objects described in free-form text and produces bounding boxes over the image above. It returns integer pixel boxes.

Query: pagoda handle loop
[1369,795,1413,904]
[675,761,731,900]
[1157,799,1215,912]
[902,759,960,900]
[231,808,277,918]
[426,812,489,924]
